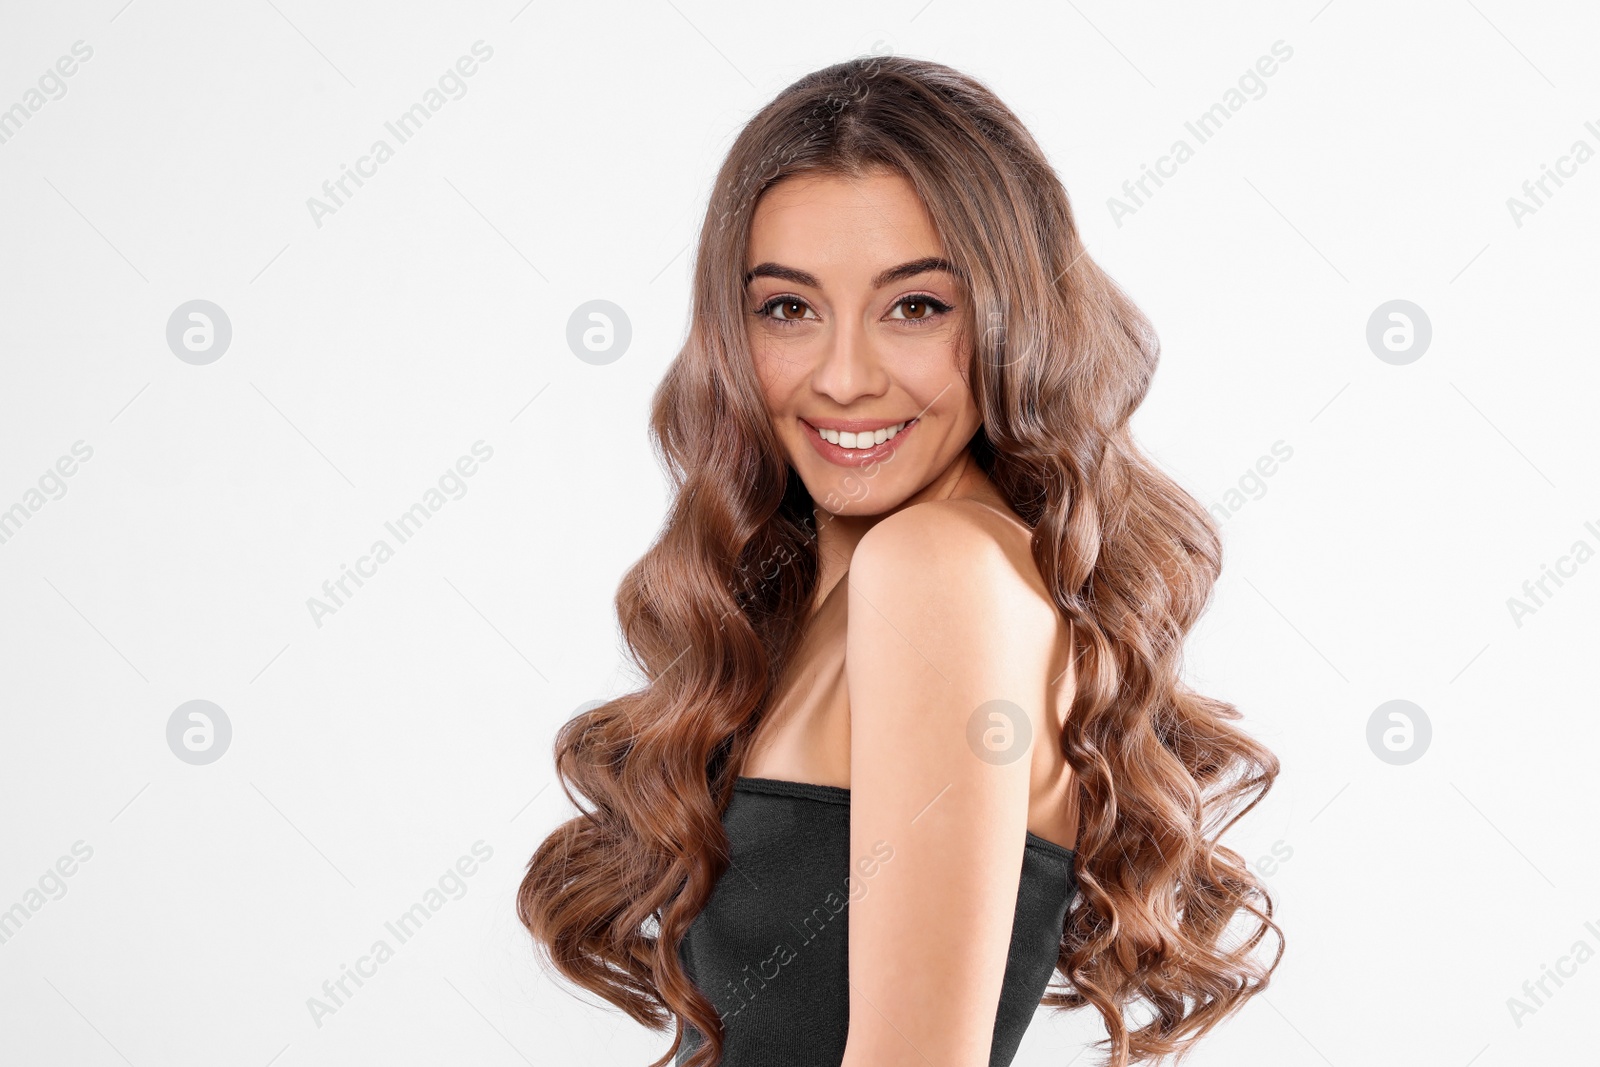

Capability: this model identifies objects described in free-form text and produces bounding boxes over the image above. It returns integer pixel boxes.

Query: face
[744,167,982,517]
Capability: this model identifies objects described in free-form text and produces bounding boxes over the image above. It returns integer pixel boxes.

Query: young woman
[519,55,1283,1067]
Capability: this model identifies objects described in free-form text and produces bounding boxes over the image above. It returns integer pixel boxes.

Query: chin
[812,480,907,516]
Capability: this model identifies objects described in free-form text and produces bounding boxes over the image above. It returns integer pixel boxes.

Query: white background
[1,1,1596,1064]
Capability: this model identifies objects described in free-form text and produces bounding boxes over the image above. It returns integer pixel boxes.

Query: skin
[743,168,1080,1066]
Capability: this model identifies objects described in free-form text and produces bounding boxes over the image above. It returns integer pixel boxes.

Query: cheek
[890,338,970,402]
[751,344,810,407]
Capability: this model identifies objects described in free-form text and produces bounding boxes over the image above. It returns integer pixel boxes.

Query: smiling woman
[518,55,1283,1067]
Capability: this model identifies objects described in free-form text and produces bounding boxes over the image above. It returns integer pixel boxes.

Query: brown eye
[756,297,817,325]
[889,295,953,323]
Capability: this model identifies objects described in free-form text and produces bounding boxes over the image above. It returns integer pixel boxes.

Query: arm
[840,502,1064,1067]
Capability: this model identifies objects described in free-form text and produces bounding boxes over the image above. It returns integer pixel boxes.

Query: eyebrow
[744,256,963,290]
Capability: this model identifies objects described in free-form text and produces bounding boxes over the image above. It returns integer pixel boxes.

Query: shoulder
[850,498,1054,616]
[847,499,1062,659]
[853,496,1008,564]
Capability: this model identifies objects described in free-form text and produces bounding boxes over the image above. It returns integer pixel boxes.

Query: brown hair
[518,54,1283,1066]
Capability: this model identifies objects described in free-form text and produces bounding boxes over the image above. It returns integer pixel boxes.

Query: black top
[675,776,1077,1066]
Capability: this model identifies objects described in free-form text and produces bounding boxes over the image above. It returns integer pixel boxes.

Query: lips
[804,417,908,435]
[801,416,918,469]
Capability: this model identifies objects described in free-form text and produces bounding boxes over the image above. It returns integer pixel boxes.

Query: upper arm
[840,502,1062,1067]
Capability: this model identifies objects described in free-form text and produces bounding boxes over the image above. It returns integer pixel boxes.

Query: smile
[801,417,918,468]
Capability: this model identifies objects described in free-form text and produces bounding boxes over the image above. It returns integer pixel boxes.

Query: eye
[888,294,954,323]
[753,296,818,326]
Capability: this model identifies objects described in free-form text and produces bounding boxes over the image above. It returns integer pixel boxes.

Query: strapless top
[675,776,1077,1066]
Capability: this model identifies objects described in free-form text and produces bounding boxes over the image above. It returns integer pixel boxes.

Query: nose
[810,310,888,406]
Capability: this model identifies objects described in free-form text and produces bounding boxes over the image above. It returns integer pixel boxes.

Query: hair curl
[518,54,1283,1067]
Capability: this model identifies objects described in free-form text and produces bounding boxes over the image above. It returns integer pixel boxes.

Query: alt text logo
[167,300,232,365]
[1366,300,1431,365]
[1366,699,1430,765]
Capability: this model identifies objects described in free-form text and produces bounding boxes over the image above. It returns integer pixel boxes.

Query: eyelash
[751,294,954,328]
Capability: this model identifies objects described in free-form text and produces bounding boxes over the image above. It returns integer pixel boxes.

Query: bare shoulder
[846,497,1068,707]
[849,497,1058,631]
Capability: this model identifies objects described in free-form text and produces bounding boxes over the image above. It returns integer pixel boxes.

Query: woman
[519,55,1282,1067]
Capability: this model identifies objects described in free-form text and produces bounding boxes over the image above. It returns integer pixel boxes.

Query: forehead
[746,169,945,280]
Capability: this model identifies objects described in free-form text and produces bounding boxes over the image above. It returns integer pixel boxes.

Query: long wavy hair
[518,54,1283,1067]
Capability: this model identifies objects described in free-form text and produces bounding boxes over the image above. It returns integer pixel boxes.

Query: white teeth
[818,421,906,449]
